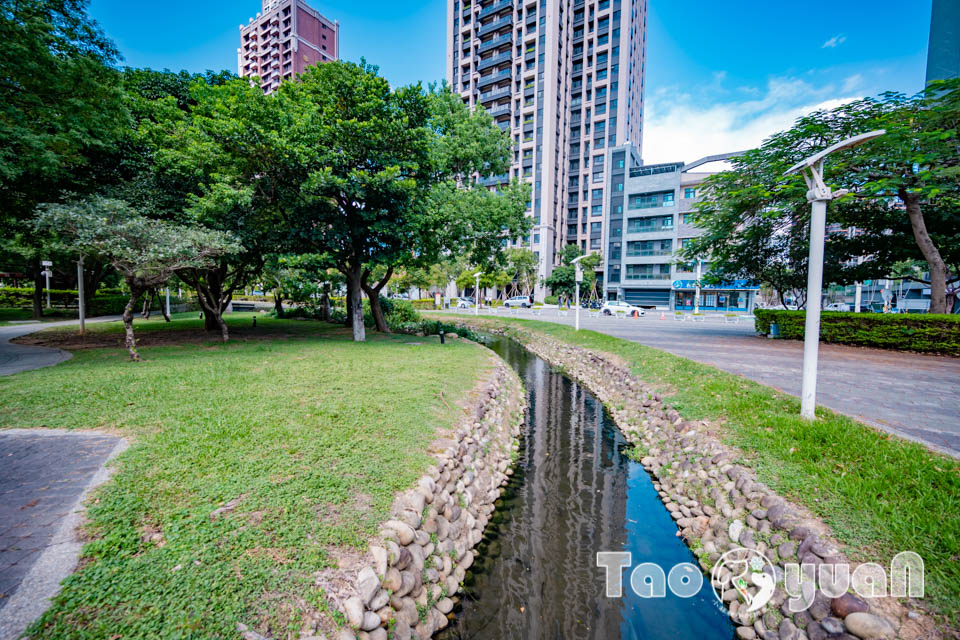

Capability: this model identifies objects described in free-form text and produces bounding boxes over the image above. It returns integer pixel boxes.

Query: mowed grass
[0,307,74,326]
[444,315,960,621]
[0,313,492,639]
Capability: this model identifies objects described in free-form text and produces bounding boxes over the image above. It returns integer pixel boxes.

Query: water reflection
[437,336,733,640]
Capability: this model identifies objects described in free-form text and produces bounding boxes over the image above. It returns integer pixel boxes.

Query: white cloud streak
[640,77,860,165]
[822,34,847,48]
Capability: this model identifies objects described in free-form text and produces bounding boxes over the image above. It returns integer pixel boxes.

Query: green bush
[754,309,960,355]
[544,295,558,305]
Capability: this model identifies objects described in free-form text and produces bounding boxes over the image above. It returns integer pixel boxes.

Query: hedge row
[1,286,124,308]
[754,309,960,355]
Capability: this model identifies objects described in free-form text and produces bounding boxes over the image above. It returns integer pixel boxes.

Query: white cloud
[822,34,847,48]
[640,77,860,165]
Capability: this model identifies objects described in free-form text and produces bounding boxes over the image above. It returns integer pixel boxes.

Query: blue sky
[88,0,932,162]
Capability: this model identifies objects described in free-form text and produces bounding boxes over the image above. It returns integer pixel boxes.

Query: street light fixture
[783,129,885,420]
[473,271,482,316]
[571,255,586,331]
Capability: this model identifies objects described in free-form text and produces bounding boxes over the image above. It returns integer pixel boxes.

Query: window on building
[591,205,602,216]
[662,192,675,207]
[683,212,695,224]
[625,264,671,280]
[684,187,696,199]
[626,215,674,233]
[591,188,603,200]
[626,239,673,257]
[628,190,675,209]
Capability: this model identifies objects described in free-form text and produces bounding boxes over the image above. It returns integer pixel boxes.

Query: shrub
[753,309,960,355]
[544,295,558,305]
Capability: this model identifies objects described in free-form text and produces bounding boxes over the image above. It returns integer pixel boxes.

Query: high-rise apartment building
[446,0,647,298]
[238,0,339,95]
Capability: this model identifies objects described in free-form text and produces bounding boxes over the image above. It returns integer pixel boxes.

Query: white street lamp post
[572,255,586,331]
[165,287,171,318]
[41,260,53,309]
[784,130,884,420]
[694,258,702,315]
[474,271,482,316]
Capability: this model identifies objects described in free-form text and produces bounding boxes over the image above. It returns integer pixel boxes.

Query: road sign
[575,266,583,283]
[41,260,53,267]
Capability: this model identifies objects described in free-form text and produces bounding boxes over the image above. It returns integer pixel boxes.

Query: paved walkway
[0,316,127,639]
[442,309,960,458]
[0,316,121,377]
[0,431,125,640]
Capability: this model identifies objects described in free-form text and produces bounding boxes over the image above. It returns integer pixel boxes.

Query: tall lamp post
[473,271,482,316]
[784,130,884,420]
[572,255,586,330]
[76,256,85,335]
[694,258,702,315]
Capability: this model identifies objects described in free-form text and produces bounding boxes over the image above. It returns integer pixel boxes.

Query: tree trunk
[900,189,947,314]
[122,289,143,361]
[273,290,284,317]
[344,277,355,328]
[141,293,152,319]
[345,264,365,342]
[182,267,231,340]
[361,267,394,333]
[320,283,331,321]
[32,258,43,319]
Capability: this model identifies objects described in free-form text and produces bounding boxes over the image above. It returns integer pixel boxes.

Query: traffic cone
[660,311,665,320]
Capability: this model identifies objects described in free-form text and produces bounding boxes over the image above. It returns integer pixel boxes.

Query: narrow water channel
[436,335,734,640]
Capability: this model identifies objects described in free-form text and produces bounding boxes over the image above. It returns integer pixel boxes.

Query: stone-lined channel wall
[330,357,526,640]
[448,321,931,640]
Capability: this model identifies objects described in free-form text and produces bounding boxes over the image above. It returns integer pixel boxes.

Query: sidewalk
[0,316,122,377]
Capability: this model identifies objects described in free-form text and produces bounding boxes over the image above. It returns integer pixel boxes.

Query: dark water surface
[436,336,733,640]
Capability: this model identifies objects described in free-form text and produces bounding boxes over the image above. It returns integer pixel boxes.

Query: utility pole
[694,258,702,314]
[77,256,85,335]
[166,287,171,317]
[784,130,885,419]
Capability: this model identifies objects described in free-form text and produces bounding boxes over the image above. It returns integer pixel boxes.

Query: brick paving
[0,431,122,634]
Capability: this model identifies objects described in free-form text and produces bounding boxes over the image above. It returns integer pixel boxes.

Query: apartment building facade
[446,0,647,298]
[601,144,758,310]
[238,0,339,95]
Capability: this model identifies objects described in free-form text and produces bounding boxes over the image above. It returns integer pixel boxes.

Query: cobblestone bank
[309,357,526,640]
[452,321,938,640]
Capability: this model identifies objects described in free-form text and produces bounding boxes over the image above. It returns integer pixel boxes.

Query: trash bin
[769,322,780,338]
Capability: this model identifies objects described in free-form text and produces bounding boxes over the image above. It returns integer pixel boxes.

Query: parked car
[457,296,474,309]
[824,302,850,312]
[503,295,531,308]
[601,301,645,317]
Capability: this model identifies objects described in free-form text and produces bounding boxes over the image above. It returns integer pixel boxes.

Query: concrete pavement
[0,316,121,377]
[441,308,960,458]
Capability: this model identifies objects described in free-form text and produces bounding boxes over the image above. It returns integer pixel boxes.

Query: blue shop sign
[671,279,760,290]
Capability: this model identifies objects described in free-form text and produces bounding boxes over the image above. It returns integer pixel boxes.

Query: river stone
[392,621,412,640]
[820,617,844,634]
[344,597,365,629]
[383,567,402,591]
[361,611,381,631]
[778,619,798,640]
[370,546,388,579]
[778,541,797,559]
[436,597,455,614]
[385,520,416,545]
[736,627,757,639]
[357,567,380,606]
[370,589,390,612]
[831,593,869,618]
[843,612,895,639]
[367,628,388,640]
[729,520,744,544]
[338,630,357,640]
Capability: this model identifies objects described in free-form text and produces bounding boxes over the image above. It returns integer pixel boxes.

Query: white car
[824,302,850,312]
[601,300,645,317]
[457,296,475,309]
[503,295,531,308]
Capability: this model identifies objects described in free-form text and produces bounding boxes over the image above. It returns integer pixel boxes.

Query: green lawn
[0,307,74,326]
[444,315,960,622]
[1,314,493,639]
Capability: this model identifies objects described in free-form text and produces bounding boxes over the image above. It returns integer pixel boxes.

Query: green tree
[147,76,292,339]
[544,245,602,300]
[504,248,539,296]
[685,80,960,313]
[278,66,529,339]
[35,197,238,360]
[0,0,127,318]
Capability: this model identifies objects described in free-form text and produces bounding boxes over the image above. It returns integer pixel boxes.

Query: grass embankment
[0,313,492,639]
[0,307,73,325]
[442,315,960,620]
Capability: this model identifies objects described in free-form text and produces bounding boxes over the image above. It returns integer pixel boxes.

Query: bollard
[439,330,445,344]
